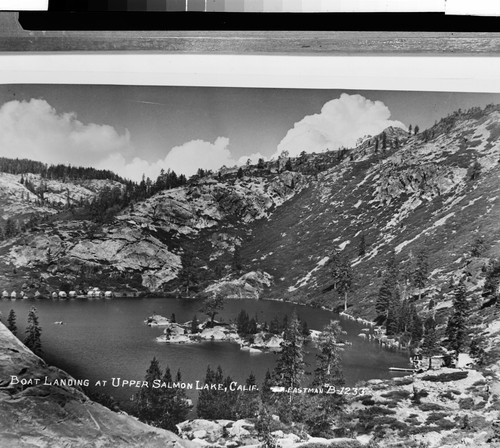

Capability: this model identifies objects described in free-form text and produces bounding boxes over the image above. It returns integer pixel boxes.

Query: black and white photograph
[1,80,500,448]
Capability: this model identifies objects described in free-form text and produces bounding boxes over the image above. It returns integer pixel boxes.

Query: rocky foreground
[0,321,194,448]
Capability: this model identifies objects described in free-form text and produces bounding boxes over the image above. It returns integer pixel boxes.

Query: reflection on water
[0,297,410,407]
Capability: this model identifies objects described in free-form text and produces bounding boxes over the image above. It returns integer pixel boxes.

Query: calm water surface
[1,297,410,407]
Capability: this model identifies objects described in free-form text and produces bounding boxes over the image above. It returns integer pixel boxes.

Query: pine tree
[284,158,293,171]
[232,246,243,273]
[135,356,163,425]
[330,252,354,311]
[358,233,366,257]
[468,161,482,181]
[236,309,250,335]
[446,279,469,352]
[169,369,190,427]
[397,298,411,334]
[197,365,239,419]
[470,236,486,257]
[408,124,413,135]
[421,316,439,358]
[191,315,199,334]
[24,306,42,356]
[261,369,274,404]
[408,305,423,346]
[7,309,17,335]
[313,320,344,387]
[414,125,420,135]
[179,249,197,296]
[376,251,399,320]
[46,248,53,265]
[273,311,304,389]
[235,372,260,418]
[158,366,175,429]
[386,289,401,336]
[482,259,500,305]
[201,293,225,325]
[237,167,244,179]
[413,248,429,300]
[269,316,281,334]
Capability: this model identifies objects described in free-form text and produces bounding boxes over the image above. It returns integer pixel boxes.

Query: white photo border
[1,54,500,93]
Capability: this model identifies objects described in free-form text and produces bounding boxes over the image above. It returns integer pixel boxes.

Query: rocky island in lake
[146,313,285,352]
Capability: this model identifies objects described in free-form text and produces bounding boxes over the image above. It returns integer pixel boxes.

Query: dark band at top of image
[47,0,323,12]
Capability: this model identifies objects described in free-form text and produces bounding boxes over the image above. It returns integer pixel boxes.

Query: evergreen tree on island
[191,315,200,334]
[7,309,17,336]
[201,293,225,326]
[24,306,42,356]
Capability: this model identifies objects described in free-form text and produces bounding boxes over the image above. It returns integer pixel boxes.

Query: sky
[1,84,500,182]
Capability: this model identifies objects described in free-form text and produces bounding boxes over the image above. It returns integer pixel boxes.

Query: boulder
[0,321,194,448]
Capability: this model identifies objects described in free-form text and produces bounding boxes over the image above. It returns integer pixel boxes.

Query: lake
[0,297,410,409]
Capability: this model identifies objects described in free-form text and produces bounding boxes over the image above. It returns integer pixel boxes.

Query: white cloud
[0,95,405,184]
[0,99,133,167]
[98,138,240,181]
[275,93,405,158]
[163,137,235,177]
[0,99,248,181]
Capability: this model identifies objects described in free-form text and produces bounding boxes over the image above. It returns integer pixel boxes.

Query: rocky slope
[0,169,307,296]
[0,320,194,448]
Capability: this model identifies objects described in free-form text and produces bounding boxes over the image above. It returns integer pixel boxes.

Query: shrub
[439,390,456,400]
[418,402,445,412]
[426,412,448,423]
[458,397,474,409]
[405,417,421,426]
[435,418,455,430]
[422,371,468,382]
[395,377,414,386]
[381,390,411,400]
[361,398,376,406]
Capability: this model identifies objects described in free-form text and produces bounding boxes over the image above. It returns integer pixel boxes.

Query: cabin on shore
[10,291,16,299]
[2,290,9,299]
[104,291,113,298]
[68,291,77,298]
[59,291,67,299]
[51,292,58,299]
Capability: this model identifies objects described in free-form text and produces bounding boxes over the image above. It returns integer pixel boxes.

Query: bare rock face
[177,419,259,447]
[120,173,307,236]
[203,271,273,300]
[0,321,195,448]
[5,222,182,291]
